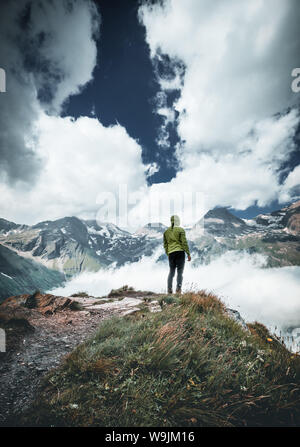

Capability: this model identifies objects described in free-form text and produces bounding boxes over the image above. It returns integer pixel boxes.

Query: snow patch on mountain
[1,272,13,280]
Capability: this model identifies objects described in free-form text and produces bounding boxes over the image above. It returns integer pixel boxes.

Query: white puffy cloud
[139,0,300,211]
[0,0,148,225]
[126,110,299,227]
[145,162,160,178]
[0,0,99,183]
[155,91,177,148]
[0,114,147,224]
[24,0,100,112]
[279,165,300,202]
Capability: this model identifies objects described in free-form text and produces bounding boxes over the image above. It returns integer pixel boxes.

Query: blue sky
[62,0,180,185]
[0,0,299,227]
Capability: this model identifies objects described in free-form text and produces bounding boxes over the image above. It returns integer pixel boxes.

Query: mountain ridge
[8,289,299,427]
[0,200,299,301]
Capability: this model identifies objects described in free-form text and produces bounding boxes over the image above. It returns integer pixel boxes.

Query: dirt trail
[0,293,160,426]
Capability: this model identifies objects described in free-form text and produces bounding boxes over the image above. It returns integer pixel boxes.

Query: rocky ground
[0,289,160,426]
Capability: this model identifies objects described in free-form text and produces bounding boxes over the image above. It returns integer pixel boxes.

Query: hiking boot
[176,288,182,295]
[168,289,173,294]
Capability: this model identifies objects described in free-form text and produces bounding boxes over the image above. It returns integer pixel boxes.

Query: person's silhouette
[163,215,191,294]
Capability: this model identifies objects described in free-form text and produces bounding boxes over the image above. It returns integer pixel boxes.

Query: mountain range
[0,200,299,301]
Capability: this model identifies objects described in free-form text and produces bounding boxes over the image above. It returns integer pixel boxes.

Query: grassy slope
[0,244,65,302]
[22,291,300,427]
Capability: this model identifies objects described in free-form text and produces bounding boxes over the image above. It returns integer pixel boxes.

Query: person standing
[163,215,191,294]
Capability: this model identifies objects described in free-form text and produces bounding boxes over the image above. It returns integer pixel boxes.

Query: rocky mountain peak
[0,218,25,234]
[134,222,167,238]
[254,201,300,235]
[85,220,131,237]
[204,207,246,225]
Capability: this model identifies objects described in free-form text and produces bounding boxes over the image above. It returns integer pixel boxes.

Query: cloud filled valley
[51,249,300,335]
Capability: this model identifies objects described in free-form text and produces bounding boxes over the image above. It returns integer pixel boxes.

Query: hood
[171,215,180,227]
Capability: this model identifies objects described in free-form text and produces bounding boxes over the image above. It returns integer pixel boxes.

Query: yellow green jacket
[163,215,190,256]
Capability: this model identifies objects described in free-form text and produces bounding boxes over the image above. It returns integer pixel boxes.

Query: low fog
[51,250,300,333]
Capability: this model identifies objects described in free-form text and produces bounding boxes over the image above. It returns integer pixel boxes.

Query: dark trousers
[168,250,185,292]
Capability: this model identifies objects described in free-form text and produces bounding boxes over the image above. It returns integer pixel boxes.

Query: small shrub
[108,285,130,297]
[71,292,89,298]
[69,301,84,311]
[158,295,179,308]
[180,291,226,314]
